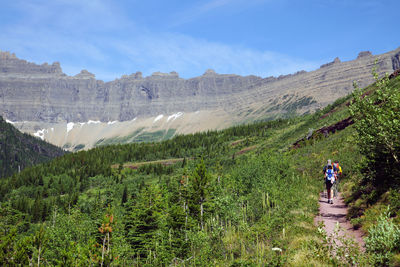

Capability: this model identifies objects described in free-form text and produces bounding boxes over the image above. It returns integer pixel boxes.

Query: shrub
[350,72,400,193]
[365,208,400,265]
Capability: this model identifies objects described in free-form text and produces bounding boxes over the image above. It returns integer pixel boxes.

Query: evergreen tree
[189,159,211,230]
[32,197,43,223]
[181,157,186,168]
[121,185,128,205]
[38,176,44,186]
[124,185,166,260]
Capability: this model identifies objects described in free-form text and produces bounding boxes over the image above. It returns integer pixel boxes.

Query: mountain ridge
[1,47,399,150]
[1,47,399,123]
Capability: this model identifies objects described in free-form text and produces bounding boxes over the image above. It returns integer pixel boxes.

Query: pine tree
[121,185,128,205]
[38,176,44,186]
[124,185,166,260]
[189,159,211,230]
[181,157,186,168]
[32,197,43,223]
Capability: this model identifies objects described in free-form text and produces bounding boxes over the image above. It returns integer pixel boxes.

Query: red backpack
[333,162,339,170]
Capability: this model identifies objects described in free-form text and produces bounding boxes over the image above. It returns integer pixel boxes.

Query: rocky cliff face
[1,48,400,123]
[1,47,399,149]
[0,51,63,76]
[0,52,262,123]
[2,48,399,124]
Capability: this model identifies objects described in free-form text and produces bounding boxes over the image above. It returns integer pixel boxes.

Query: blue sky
[0,0,399,81]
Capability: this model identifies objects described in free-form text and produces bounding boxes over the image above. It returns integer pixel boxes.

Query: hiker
[323,159,337,204]
[333,160,342,181]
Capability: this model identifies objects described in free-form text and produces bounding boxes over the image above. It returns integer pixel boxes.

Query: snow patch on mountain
[34,129,47,140]
[67,122,74,133]
[88,120,101,124]
[153,115,164,123]
[167,112,183,122]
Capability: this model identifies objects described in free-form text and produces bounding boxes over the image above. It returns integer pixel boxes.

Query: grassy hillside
[0,116,66,178]
[288,73,400,266]
[0,73,399,266]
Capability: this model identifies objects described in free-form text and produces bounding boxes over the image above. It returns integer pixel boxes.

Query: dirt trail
[315,191,365,251]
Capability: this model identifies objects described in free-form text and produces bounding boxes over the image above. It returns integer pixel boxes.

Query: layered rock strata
[1,47,400,150]
[1,48,399,124]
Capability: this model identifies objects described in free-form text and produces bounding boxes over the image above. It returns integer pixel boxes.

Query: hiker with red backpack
[323,159,338,204]
[333,160,342,180]
[332,160,342,197]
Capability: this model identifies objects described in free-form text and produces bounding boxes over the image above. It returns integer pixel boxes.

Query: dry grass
[111,158,186,169]
[230,139,245,146]
[235,145,258,155]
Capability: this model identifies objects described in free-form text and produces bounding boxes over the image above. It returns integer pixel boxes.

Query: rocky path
[315,191,365,251]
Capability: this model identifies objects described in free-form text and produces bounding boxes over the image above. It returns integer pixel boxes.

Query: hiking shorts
[325,179,333,190]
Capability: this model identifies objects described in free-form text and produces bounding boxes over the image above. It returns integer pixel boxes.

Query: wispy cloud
[196,0,236,13]
[0,0,320,80]
[110,32,320,78]
[168,0,268,28]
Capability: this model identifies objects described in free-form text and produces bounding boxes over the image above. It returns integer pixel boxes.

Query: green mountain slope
[287,73,400,266]
[0,73,398,265]
[0,116,66,178]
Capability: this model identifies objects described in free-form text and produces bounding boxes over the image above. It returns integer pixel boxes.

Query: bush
[350,72,400,193]
[388,190,400,217]
[365,208,400,265]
